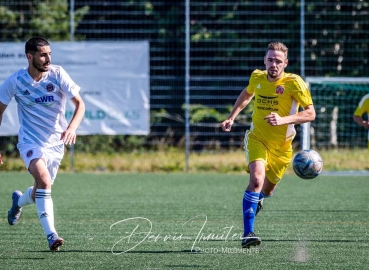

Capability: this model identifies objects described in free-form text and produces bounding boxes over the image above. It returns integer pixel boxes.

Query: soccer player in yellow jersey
[353,94,369,148]
[221,42,316,248]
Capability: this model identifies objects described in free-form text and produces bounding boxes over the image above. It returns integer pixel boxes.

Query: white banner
[0,41,150,135]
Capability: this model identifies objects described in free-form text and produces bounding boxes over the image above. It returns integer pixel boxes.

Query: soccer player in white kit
[0,37,85,251]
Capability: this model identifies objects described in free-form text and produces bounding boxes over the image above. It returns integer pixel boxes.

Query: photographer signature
[110,215,243,255]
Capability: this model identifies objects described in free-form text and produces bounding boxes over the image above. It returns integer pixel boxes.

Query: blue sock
[242,190,259,235]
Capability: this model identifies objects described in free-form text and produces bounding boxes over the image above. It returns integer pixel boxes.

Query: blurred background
[0,1,368,173]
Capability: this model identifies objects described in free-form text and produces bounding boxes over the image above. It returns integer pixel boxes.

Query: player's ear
[26,53,32,60]
[284,59,288,67]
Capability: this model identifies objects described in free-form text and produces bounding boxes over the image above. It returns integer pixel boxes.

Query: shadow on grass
[164,265,210,268]
[27,249,198,254]
[264,239,368,243]
[269,210,369,213]
[24,238,367,255]
[0,258,45,260]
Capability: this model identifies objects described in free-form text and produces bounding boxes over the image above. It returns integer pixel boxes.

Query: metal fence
[0,1,368,157]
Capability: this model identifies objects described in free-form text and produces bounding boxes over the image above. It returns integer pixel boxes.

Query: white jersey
[0,65,80,147]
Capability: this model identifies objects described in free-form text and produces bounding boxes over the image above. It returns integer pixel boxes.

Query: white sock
[35,189,56,236]
[18,186,35,207]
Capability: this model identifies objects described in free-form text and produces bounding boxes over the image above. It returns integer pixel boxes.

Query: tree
[0,0,89,41]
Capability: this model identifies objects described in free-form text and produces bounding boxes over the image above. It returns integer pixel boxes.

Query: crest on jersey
[26,150,33,158]
[46,83,55,92]
[276,85,284,94]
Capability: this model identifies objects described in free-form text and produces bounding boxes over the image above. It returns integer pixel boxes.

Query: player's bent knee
[247,181,263,191]
[28,157,56,190]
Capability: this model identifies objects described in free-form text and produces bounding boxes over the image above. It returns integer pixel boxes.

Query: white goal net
[302,77,369,173]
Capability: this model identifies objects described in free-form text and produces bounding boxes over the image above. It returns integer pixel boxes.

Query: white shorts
[18,143,64,183]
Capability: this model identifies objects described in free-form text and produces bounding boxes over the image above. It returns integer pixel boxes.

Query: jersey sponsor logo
[256,106,278,111]
[259,95,277,100]
[276,85,284,94]
[256,94,278,111]
[35,95,55,103]
[257,95,278,105]
[46,83,55,92]
[26,150,33,158]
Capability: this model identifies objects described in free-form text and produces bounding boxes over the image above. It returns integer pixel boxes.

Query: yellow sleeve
[246,70,259,94]
[354,94,369,116]
[291,75,313,108]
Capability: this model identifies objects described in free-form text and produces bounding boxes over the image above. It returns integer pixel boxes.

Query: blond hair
[266,42,288,58]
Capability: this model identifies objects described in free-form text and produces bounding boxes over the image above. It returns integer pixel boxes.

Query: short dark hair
[25,36,50,55]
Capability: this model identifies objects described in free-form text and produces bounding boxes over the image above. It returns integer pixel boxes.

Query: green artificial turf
[0,172,368,269]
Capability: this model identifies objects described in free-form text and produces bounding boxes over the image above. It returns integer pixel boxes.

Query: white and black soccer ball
[293,149,323,179]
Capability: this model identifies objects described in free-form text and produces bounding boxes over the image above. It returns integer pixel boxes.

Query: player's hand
[0,153,3,164]
[221,119,234,132]
[264,112,284,126]
[61,126,77,145]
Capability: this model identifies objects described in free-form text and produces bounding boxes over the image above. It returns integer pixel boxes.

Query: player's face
[264,50,288,81]
[31,45,51,72]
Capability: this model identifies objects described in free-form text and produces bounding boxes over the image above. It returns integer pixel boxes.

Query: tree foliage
[0,0,89,41]
[0,1,368,154]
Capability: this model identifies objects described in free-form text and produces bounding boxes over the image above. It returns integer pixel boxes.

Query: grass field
[1,148,369,173]
[1,172,368,269]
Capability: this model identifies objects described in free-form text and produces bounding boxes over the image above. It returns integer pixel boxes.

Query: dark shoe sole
[242,238,261,249]
[8,191,23,225]
[7,209,22,226]
[50,239,64,252]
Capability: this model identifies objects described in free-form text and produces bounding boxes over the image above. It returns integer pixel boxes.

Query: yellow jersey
[354,94,369,144]
[246,69,313,144]
[354,94,369,118]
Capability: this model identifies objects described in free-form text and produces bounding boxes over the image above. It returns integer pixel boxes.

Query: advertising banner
[0,41,150,135]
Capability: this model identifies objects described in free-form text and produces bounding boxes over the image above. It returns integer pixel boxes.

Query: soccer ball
[292,149,323,179]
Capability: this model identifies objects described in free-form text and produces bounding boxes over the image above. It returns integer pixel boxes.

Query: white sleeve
[58,66,81,98]
[0,76,16,105]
